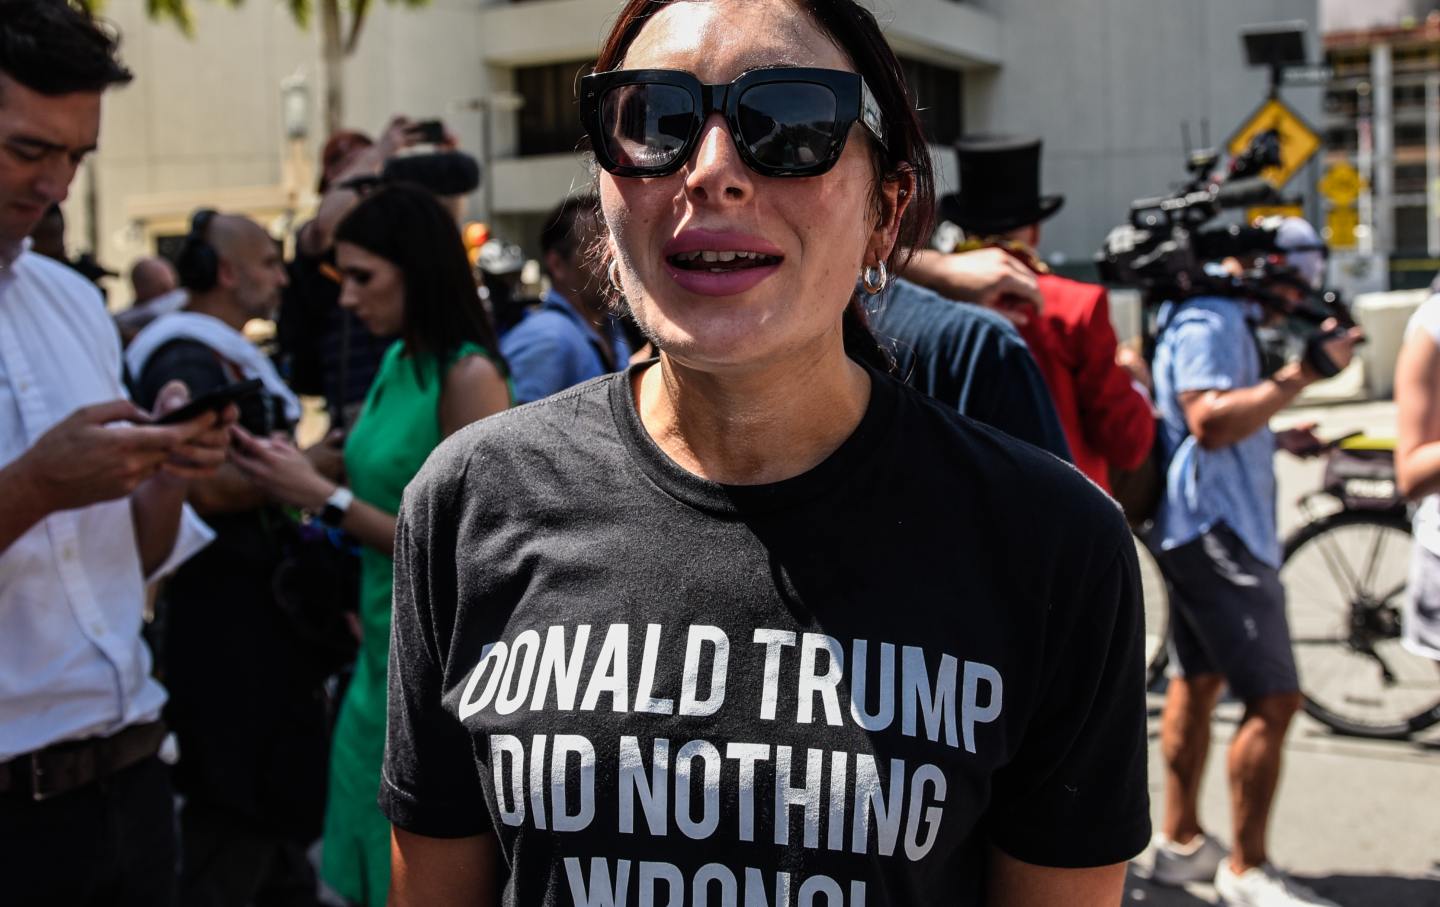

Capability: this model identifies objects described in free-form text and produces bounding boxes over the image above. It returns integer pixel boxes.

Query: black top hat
[939,135,1064,236]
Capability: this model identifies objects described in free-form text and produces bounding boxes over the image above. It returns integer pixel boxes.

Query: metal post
[1373,42,1395,256]
[478,98,494,222]
[1359,87,1374,256]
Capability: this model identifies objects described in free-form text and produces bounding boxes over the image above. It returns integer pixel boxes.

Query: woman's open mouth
[661,231,785,297]
[667,249,784,273]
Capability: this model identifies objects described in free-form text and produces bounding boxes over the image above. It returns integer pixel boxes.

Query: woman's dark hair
[334,183,507,383]
[593,0,936,372]
[0,0,133,99]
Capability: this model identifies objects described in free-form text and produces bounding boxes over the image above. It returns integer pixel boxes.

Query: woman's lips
[663,259,781,297]
[660,229,784,298]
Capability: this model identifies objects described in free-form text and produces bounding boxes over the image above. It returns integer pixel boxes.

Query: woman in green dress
[231,184,511,904]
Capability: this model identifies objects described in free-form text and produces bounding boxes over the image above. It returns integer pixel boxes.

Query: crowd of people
[1,0,1435,906]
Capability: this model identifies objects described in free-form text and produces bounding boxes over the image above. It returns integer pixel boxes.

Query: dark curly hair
[0,0,133,99]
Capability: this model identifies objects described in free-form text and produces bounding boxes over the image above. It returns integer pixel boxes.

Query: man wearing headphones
[126,212,332,907]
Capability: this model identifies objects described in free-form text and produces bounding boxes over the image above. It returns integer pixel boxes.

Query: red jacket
[1017,273,1155,491]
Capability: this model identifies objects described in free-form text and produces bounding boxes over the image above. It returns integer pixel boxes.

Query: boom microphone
[381,151,482,196]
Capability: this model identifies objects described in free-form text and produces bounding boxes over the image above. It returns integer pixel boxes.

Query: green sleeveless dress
[321,340,488,904]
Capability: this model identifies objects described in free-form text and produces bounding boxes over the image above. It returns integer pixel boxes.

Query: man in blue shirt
[867,275,1070,462]
[501,194,631,404]
[1147,229,1364,906]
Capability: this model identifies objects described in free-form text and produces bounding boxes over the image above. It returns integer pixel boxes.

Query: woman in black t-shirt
[381,2,1150,904]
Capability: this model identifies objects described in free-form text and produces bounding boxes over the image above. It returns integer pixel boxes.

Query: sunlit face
[0,74,101,247]
[336,241,406,337]
[600,0,890,372]
[224,229,289,320]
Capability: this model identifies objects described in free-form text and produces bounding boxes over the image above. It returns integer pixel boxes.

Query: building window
[1394,83,1428,107]
[1395,163,1427,193]
[1395,204,1429,254]
[1324,88,1357,115]
[1396,122,1428,146]
[516,59,595,157]
[898,56,963,146]
[1324,127,1356,151]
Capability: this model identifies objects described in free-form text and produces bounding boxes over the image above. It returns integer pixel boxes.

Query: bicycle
[1134,434,1440,738]
[1132,533,1171,691]
[1279,434,1440,739]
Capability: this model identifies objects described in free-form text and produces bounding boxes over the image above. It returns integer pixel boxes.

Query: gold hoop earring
[607,259,624,296]
[861,260,888,295]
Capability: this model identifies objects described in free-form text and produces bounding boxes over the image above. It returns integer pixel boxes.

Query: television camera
[1096,131,1356,375]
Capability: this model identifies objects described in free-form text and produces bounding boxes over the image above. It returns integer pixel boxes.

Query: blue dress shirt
[1153,295,1279,567]
[500,290,632,405]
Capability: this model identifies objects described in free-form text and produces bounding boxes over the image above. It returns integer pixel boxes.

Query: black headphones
[176,208,219,292]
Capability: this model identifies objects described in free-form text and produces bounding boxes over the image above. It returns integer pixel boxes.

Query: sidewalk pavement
[1126,697,1440,906]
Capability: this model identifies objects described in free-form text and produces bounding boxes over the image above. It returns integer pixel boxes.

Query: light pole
[280,73,314,217]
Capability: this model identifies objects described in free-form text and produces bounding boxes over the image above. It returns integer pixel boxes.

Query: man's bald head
[129,255,176,304]
[185,211,288,322]
[206,213,272,260]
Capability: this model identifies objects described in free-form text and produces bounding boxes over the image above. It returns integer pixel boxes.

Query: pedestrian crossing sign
[1226,97,1322,188]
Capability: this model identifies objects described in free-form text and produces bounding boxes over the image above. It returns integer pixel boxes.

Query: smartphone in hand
[155,379,263,425]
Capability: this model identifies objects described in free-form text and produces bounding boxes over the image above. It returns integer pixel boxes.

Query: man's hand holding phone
[13,380,237,513]
[149,380,240,481]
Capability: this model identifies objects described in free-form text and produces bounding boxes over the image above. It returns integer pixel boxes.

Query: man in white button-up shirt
[0,3,235,905]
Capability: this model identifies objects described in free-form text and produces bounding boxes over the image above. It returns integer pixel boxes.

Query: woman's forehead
[622,0,852,78]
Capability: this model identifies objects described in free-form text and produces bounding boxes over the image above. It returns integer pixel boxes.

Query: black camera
[1096,131,1353,333]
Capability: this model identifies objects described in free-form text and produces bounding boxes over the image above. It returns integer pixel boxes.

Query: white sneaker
[1216,862,1342,906]
[1145,832,1227,886]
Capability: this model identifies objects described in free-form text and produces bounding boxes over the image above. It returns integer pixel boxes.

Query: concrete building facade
[70,0,1318,306]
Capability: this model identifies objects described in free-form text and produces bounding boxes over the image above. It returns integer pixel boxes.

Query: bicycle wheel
[1132,532,1170,688]
[1281,509,1440,739]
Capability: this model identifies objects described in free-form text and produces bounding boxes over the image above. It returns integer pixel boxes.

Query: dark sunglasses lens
[599,83,694,172]
[738,82,840,171]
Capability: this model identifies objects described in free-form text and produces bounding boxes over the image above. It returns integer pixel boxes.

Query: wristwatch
[318,486,354,528]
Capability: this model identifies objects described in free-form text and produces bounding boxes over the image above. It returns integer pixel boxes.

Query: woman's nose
[684,113,753,204]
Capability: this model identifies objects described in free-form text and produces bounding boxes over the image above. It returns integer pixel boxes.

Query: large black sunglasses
[579,67,887,179]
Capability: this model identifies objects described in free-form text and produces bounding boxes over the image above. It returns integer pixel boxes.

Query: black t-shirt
[867,278,1072,463]
[381,364,1150,905]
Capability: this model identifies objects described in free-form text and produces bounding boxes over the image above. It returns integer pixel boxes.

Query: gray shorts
[1156,524,1300,700]
[1406,545,1440,661]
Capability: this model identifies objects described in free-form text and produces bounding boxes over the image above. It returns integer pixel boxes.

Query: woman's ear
[871,164,916,263]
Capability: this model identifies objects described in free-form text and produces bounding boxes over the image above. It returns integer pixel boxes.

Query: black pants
[177,798,321,907]
[0,755,178,906]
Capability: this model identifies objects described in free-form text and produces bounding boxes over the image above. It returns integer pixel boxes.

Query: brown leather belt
[0,720,167,802]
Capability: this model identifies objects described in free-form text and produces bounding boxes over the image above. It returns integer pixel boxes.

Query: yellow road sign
[1247,205,1304,223]
[1318,161,1362,206]
[1326,206,1358,249]
[1226,97,1323,188]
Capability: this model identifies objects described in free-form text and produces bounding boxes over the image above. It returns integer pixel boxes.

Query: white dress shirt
[0,243,213,760]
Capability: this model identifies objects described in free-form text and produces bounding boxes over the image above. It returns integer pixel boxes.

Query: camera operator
[1148,217,1362,906]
